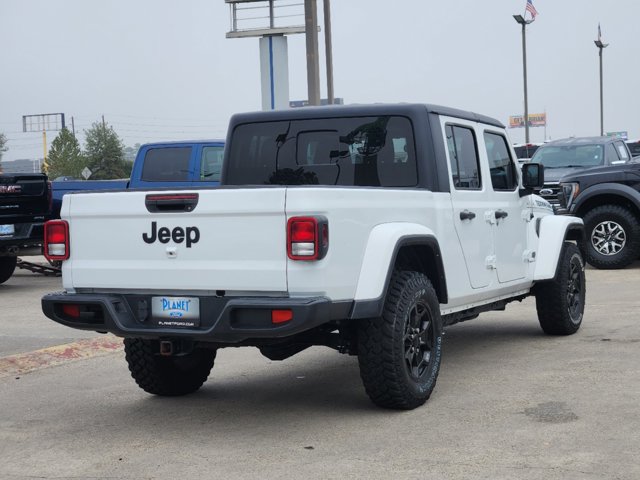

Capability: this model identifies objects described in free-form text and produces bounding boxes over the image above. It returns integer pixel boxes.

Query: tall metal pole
[521,23,530,144]
[323,0,334,105]
[599,48,604,136]
[514,15,533,144]
[594,35,608,136]
[304,0,321,106]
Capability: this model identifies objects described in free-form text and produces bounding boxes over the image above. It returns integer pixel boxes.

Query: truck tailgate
[63,188,287,293]
[0,174,49,221]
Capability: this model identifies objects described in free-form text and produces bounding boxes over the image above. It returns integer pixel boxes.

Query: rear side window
[445,124,481,189]
[484,132,518,191]
[141,147,191,182]
[200,146,224,181]
[226,116,417,186]
[614,141,629,161]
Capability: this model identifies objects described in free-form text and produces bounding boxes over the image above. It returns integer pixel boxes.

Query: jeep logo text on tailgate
[142,222,200,247]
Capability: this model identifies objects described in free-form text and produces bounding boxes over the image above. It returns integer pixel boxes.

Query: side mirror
[521,162,544,189]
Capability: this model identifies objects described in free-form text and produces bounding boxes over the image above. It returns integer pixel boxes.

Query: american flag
[526,0,539,20]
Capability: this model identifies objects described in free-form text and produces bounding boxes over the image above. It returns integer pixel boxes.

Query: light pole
[304,0,321,106]
[513,14,533,144]
[594,32,609,136]
[323,0,334,105]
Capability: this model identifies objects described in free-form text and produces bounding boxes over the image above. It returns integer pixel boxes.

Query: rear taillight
[44,220,69,261]
[287,216,328,261]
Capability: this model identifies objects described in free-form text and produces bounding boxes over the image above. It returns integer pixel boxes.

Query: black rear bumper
[0,222,44,255]
[41,292,352,343]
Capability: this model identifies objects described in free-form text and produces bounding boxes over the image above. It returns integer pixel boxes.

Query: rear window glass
[141,147,191,182]
[226,116,417,186]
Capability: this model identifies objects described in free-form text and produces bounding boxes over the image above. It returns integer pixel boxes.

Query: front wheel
[357,271,443,410]
[581,205,640,269]
[0,256,17,284]
[535,242,586,335]
[124,339,216,396]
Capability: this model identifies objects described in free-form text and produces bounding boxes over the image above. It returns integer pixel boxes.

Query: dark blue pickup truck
[52,139,224,217]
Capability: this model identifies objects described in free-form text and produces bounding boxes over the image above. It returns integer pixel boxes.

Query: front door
[482,130,529,283]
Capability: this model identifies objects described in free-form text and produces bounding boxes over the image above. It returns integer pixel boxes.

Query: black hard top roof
[229,103,504,129]
[542,136,619,147]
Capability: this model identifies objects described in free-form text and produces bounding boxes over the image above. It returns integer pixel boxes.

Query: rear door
[64,188,288,293]
[440,117,495,289]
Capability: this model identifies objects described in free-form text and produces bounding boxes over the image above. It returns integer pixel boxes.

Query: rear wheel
[0,256,17,284]
[581,205,640,269]
[535,242,586,335]
[124,338,216,396]
[357,271,443,410]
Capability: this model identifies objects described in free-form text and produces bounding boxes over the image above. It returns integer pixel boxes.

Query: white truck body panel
[534,215,584,280]
[62,189,288,294]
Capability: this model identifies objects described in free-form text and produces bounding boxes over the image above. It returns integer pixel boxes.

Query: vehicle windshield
[530,145,604,169]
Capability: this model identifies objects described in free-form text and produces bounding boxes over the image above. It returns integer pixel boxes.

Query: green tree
[46,128,86,179]
[83,121,129,179]
[0,133,7,171]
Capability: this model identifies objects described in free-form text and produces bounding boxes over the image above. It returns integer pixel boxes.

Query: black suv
[531,136,632,207]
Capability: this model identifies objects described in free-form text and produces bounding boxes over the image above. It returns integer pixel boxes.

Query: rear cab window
[225,116,418,187]
[141,147,192,182]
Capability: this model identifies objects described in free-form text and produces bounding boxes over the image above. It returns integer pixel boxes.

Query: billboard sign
[22,113,65,132]
[606,131,628,140]
[509,113,547,128]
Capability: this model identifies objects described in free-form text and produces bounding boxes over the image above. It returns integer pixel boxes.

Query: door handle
[460,210,476,221]
[495,210,509,220]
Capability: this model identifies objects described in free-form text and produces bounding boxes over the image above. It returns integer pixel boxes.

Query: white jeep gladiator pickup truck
[42,104,585,410]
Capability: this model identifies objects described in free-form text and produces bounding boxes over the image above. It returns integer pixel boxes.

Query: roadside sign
[606,131,628,140]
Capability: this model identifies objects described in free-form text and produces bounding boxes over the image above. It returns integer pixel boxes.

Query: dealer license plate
[151,296,200,327]
[0,224,14,236]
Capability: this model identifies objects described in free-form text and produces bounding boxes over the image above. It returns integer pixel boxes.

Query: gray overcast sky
[1,0,639,162]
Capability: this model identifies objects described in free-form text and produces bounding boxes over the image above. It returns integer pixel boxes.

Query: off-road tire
[535,242,586,335]
[0,256,17,284]
[357,271,443,410]
[581,204,640,269]
[124,338,216,396]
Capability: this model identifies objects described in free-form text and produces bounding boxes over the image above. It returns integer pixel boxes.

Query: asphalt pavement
[0,261,639,479]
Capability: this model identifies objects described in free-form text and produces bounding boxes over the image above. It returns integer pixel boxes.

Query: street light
[594,31,609,136]
[513,14,533,144]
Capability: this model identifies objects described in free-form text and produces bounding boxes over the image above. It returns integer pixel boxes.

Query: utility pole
[71,116,76,138]
[594,26,609,136]
[323,0,334,105]
[304,0,321,106]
